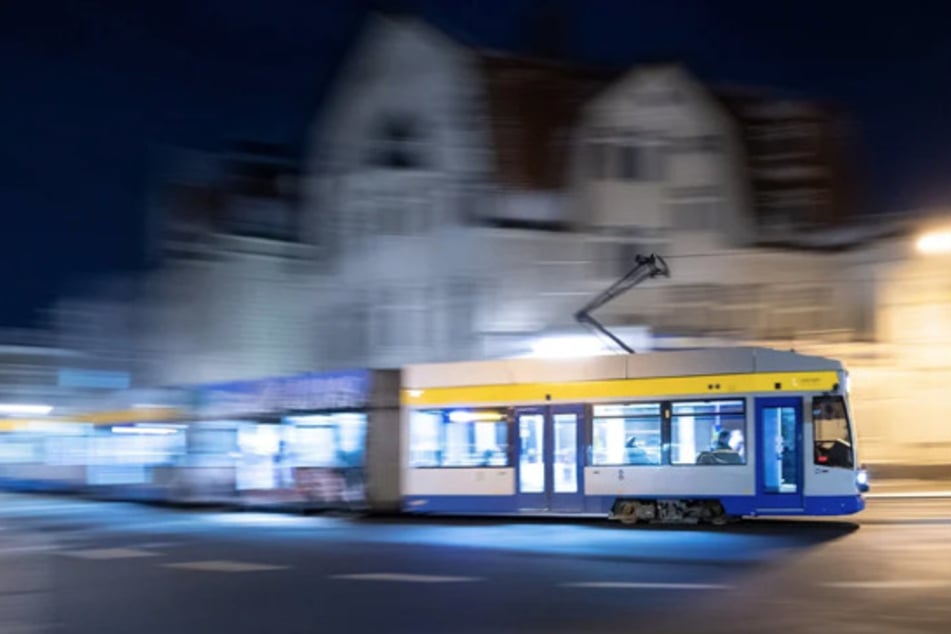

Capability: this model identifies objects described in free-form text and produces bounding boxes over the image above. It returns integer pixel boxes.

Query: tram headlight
[856,467,870,493]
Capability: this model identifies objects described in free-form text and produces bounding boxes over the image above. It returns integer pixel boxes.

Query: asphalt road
[1,495,950,634]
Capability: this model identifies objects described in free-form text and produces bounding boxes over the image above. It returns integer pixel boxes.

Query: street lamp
[916,229,951,254]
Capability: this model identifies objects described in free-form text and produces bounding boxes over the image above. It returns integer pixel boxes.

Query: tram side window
[670,400,746,465]
[284,413,368,468]
[591,403,662,466]
[813,396,854,469]
[409,409,509,468]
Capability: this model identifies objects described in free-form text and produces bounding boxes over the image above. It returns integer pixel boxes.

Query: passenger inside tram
[696,430,743,465]
[481,447,506,466]
[625,436,653,464]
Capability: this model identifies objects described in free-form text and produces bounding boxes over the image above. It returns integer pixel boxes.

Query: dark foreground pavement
[1,495,950,633]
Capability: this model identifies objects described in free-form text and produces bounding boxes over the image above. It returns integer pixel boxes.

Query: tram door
[514,405,585,512]
[755,397,804,511]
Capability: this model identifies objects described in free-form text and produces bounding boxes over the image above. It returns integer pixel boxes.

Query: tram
[0,347,866,523]
[398,347,867,523]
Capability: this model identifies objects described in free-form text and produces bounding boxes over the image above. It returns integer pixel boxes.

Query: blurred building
[0,324,140,421]
[310,17,876,361]
[307,17,624,367]
[56,15,874,378]
[0,328,80,411]
[57,142,323,387]
[718,90,859,236]
[48,14,951,469]
[143,141,321,384]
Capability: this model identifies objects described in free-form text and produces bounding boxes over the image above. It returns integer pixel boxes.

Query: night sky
[3,0,951,327]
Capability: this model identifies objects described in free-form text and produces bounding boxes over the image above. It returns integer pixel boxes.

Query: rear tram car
[396,347,866,523]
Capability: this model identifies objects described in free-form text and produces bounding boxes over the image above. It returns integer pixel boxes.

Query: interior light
[529,335,612,359]
[111,425,179,435]
[448,410,502,423]
[0,404,53,416]
[407,390,424,398]
[449,411,474,423]
[287,415,330,426]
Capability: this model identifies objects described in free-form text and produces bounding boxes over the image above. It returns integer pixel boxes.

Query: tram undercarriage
[610,498,736,525]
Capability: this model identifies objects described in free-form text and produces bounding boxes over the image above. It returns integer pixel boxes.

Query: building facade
[306,16,623,368]
[49,15,951,471]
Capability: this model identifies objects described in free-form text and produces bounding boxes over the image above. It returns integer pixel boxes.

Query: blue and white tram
[398,347,866,523]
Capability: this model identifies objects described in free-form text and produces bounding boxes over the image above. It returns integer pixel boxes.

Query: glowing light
[0,404,53,416]
[407,389,424,398]
[448,410,504,423]
[857,469,869,486]
[111,425,179,435]
[529,335,615,359]
[916,230,951,254]
[237,424,282,455]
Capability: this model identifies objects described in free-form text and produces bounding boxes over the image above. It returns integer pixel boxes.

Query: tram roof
[403,347,843,390]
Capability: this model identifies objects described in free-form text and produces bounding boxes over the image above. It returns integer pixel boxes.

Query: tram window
[285,413,368,468]
[591,403,662,466]
[670,400,746,465]
[812,396,853,469]
[409,411,442,467]
[409,409,509,468]
[189,424,239,455]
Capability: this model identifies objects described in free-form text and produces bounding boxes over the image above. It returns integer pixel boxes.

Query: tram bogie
[610,499,729,525]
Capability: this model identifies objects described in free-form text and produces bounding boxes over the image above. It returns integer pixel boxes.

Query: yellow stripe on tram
[0,419,23,432]
[76,407,183,425]
[401,371,839,407]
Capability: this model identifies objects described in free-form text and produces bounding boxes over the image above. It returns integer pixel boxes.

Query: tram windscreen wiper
[574,253,670,354]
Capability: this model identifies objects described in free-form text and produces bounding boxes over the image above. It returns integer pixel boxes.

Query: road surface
[0,494,949,633]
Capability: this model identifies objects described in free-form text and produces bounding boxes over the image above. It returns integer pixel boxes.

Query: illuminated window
[409,411,442,467]
[812,396,853,469]
[238,424,282,457]
[671,400,746,465]
[284,413,368,469]
[409,409,509,468]
[189,423,238,455]
[591,402,662,466]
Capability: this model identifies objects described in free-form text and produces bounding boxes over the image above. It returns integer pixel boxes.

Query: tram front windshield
[812,395,855,469]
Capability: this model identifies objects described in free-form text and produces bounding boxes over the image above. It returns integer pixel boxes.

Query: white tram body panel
[405,468,515,497]
[583,465,752,498]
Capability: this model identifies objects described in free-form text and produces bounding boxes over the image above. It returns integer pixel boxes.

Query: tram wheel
[616,501,638,525]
